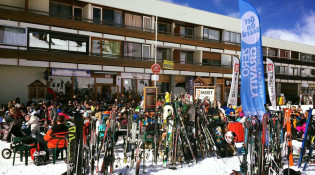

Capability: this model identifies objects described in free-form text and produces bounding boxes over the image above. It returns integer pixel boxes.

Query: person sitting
[225,104,235,116]
[44,115,68,159]
[225,104,236,122]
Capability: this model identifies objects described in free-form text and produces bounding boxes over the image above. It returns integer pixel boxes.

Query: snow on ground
[1,139,315,175]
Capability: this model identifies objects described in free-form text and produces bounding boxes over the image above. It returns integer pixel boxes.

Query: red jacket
[44,129,68,149]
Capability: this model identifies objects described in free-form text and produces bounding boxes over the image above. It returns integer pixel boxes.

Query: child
[26,111,40,136]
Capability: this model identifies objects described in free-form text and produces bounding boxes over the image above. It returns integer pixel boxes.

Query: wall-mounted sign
[121,73,150,79]
[194,86,215,102]
[163,60,174,70]
[143,87,157,112]
[225,79,241,87]
[52,68,91,77]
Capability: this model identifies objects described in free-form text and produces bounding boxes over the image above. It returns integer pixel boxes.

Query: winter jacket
[26,115,40,136]
[225,108,235,116]
[44,124,68,149]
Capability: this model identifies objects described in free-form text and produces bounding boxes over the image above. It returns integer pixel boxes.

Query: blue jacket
[225,108,235,116]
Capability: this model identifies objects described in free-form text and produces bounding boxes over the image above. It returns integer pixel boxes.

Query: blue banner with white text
[239,0,266,119]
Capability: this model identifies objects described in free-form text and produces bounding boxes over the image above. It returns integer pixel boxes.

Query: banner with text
[266,58,277,110]
[228,57,240,107]
[239,0,266,119]
[195,88,215,102]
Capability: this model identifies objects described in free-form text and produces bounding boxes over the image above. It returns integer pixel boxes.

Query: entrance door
[96,84,118,103]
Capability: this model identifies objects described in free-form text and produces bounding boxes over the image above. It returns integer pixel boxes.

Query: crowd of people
[0,94,312,165]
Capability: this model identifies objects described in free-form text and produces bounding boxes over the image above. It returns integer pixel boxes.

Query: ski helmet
[224,131,235,145]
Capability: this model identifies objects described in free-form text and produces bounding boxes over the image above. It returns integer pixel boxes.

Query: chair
[12,136,37,166]
[143,131,155,149]
[50,131,68,164]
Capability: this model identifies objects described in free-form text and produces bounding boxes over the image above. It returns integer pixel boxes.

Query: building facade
[0,0,315,105]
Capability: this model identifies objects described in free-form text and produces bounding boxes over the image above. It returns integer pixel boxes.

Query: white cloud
[264,12,315,46]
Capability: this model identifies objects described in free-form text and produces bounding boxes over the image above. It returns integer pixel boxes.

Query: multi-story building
[0,0,315,105]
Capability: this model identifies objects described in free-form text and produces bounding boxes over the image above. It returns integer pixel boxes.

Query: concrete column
[298,52,301,60]
[193,50,202,65]
[170,75,175,93]
[194,26,203,39]
[171,48,174,60]
[287,50,291,59]
[277,49,280,57]
[29,0,49,13]
[297,83,301,97]
[276,82,281,95]
[83,4,92,22]
[171,22,176,36]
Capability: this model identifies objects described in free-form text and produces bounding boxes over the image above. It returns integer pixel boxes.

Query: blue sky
[159,0,315,46]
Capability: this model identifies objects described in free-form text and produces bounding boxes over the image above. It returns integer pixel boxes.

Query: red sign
[268,64,274,71]
[234,63,239,72]
[151,64,161,74]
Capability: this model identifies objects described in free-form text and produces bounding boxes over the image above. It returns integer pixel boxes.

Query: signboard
[121,73,150,79]
[151,64,161,74]
[194,86,216,103]
[239,0,266,119]
[163,60,174,70]
[227,57,240,107]
[143,87,157,112]
[266,58,276,110]
[186,76,194,95]
[52,68,91,77]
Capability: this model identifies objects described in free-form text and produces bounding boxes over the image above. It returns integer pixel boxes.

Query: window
[275,66,288,74]
[301,68,311,77]
[301,53,311,62]
[91,38,121,57]
[50,2,72,19]
[0,26,26,46]
[124,42,141,58]
[186,28,193,38]
[204,28,220,41]
[157,48,171,60]
[50,33,87,52]
[143,16,152,32]
[28,80,46,99]
[29,30,50,48]
[103,40,121,57]
[102,9,122,25]
[73,7,82,21]
[268,48,277,57]
[92,39,101,55]
[292,67,299,75]
[221,54,232,67]
[93,7,102,24]
[158,22,171,34]
[224,30,241,44]
[180,51,194,64]
[202,52,220,66]
[179,26,193,38]
[29,29,88,53]
[125,13,142,29]
[142,45,151,58]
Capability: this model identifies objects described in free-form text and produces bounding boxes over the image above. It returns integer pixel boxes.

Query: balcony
[0,4,240,51]
[0,46,232,74]
[264,56,315,67]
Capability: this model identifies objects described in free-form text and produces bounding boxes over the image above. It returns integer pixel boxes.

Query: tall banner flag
[266,58,276,110]
[228,57,240,107]
[239,0,266,119]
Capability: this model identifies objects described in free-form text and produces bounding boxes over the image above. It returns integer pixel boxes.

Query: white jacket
[26,115,40,135]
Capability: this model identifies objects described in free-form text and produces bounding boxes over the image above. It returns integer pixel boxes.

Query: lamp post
[154,16,158,87]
